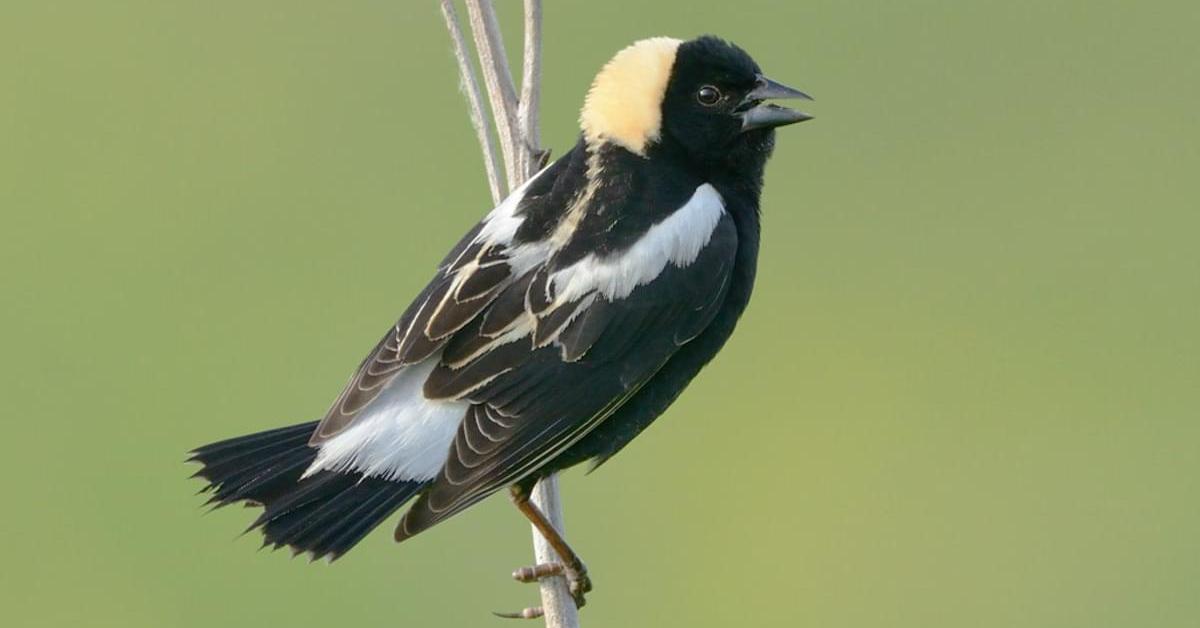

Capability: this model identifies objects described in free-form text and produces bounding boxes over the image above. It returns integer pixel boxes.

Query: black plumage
[189,35,811,583]
[189,422,426,560]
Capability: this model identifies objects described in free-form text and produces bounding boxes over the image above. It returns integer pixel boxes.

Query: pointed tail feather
[189,422,426,561]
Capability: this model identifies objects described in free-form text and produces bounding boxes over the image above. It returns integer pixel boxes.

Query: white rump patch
[552,183,725,302]
[304,357,466,482]
[580,37,682,156]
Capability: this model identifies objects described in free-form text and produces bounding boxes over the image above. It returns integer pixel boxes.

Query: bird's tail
[189,421,425,561]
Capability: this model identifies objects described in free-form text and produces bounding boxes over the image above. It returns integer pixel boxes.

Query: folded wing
[397,190,737,539]
[303,153,736,540]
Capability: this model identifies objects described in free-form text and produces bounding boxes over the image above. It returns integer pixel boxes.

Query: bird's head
[580,35,811,170]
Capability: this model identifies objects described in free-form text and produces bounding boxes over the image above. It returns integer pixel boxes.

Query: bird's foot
[517,560,591,607]
[494,560,592,619]
[493,607,545,620]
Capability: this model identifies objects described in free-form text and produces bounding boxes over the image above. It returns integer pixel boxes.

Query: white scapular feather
[475,164,555,275]
[552,183,726,302]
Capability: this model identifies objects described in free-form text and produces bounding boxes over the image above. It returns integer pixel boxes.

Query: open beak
[739,75,814,132]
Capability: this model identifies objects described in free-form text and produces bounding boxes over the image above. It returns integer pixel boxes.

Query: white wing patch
[302,167,563,481]
[302,178,724,482]
[552,183,726,301]
[304,356,467,481]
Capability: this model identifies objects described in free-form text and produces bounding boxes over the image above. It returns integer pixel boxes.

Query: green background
[2,1,1197,626]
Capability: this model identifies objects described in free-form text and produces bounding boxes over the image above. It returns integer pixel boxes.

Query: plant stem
[463,0,521,190]
[437,0,503,205]
[439,2,578,625]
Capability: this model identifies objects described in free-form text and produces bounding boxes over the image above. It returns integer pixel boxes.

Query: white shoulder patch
[551,183,726,302]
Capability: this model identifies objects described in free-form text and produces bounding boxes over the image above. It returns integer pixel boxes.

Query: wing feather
[307,170,554,444]
[397,213,738,538]
[305,147,739,546]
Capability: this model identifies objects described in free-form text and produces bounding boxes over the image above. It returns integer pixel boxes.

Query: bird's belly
[546,291,748,472]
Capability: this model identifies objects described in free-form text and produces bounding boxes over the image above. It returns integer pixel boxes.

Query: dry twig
[517,0,542,178]
[438,0,504,204]
[438,2,578,625]
[463,0,522,190]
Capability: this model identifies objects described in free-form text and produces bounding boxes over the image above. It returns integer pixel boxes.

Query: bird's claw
[567,563,592,608]
[495,560,591,619]
[513,562,565,582]
[493,607,544,620]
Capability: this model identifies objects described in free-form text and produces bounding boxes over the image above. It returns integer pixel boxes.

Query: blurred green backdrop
[2,1,1198,626]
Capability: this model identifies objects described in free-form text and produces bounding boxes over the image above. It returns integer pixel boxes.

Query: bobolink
[190,34,810,609]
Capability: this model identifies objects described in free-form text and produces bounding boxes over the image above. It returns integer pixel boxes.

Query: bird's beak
[739,75,814,132]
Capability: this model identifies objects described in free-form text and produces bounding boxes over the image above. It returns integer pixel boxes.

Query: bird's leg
[510,484,593,604]
[494,483,592,619]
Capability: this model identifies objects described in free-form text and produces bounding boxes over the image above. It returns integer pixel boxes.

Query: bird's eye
[696,85,722,106]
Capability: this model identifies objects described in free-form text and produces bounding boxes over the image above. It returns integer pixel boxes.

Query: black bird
[190,34,811,611]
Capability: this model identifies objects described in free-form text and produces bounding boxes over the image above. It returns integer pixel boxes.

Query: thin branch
[517,0,542,178]
[528,474,580,627]
[463,0,521,190]
[440,2,577,625]
[438,0,504,205]
[512,4,576,625]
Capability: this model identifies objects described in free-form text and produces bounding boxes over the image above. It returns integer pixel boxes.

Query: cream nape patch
[580,37,683,156]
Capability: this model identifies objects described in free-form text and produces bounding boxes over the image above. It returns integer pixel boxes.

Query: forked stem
[437,2,577,626]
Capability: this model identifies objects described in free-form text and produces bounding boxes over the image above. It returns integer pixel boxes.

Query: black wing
[306,153,573,445]
[396,213,738,539]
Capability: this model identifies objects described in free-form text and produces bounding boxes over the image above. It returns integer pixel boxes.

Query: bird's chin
[710,129,774,179]
[736,127,777,157]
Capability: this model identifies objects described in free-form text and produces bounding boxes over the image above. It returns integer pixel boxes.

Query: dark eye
[696,85,722,106]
